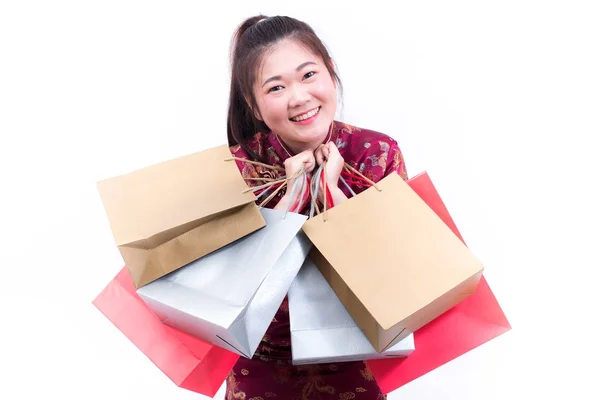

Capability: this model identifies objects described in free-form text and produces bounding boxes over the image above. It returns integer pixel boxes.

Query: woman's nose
[289,85,311,108]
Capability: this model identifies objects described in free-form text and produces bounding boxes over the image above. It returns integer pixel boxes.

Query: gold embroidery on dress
[392,148,401,170]
[355,387,367,392]
[242,163,259,180]
[260,344,273,355]
[294,365,335,400]
[397,155,408,179]
[258,333,275,356]
[242,163,280,184]
[378,141,390,153]
[363,170,379,184]
[226,371,247,400]
[339,392,356,400]
[338,122,362,134]
[253,132,264,156]
[267,147,281,163]
[360,363,374,381]
[377,152,388,169]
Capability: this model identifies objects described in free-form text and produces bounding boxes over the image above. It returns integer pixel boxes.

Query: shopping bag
[365,171,511,393]
[96,144,266,288]
[92,267,240,397]
[302,166,484,352]
[288,257,415,365]
[136,207,312,359]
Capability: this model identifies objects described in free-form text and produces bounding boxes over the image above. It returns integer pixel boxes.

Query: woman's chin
[293,120,332,141]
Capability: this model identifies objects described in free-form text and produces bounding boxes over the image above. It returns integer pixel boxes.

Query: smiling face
[252,38,338,154]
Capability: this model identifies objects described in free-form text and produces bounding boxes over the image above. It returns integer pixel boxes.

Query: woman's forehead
[258,39,323,80]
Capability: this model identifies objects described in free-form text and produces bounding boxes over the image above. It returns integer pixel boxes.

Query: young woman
[226,14,408,400]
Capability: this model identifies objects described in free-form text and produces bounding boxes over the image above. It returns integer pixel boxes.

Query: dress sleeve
[230,144,258,179]
[229,142,286,209]
[383,140,408,181]
[341,135,408,198]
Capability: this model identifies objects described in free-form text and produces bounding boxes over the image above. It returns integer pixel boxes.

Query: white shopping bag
[289,258,415,365]
[137,208,311,359]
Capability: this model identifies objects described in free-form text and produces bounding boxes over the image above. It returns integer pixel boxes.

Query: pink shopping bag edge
[92,266,239,397]
[365,171,511,393]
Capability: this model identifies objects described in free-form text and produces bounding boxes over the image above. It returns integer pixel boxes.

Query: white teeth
[291,107,319,121]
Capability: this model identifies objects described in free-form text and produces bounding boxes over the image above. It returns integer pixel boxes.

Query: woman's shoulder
[228,132,284,186]
[334,120,407,180]
[229,132,270,159]
[335,121,400,150]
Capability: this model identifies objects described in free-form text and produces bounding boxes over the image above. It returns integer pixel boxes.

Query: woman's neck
[275,123,334,156]
[280,138,321,155]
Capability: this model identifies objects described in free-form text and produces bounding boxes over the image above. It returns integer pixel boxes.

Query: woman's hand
[314,142,347,206]
[274,150,315,211]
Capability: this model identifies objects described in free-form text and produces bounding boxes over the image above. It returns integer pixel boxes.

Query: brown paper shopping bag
[97,144,266,288]
[302,166,484,353]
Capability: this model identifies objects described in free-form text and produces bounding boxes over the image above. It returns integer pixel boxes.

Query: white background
[1,1,599,399]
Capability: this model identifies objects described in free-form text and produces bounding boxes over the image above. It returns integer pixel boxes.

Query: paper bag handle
[341,163,381,192]
[226,154,380,221]
[225,156,285,172]
[309,161,332,221]
[309,160,382,222]
[249,167,306,212]
[226,156,309,216]
[309,163,323,218]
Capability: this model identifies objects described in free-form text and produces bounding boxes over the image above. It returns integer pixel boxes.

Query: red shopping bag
[93,267,240,397]
[367,171,511,393]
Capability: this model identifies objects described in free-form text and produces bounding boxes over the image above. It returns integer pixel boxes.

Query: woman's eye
[304,71,315,79]
[268,85,284,93]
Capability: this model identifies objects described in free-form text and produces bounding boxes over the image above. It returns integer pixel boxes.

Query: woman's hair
[227,15,343,161]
